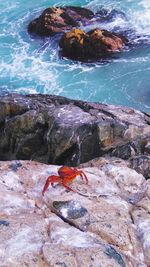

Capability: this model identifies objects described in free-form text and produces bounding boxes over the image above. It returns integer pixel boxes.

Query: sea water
[0,0,150,112]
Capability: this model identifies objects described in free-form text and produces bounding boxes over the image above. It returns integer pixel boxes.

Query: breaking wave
[0,0,150,112]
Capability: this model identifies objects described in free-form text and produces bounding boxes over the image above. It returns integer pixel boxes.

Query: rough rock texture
[0,160,150,266]
[80,155,150,180]
[28,6,94,36]
[28,6,127,37]
[59,28,128,61]
[27,5,130,62]
[0,94,150,173]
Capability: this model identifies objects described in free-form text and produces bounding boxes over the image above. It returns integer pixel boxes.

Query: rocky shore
[0,2,150,266]
[0,94,150,266]
[0,94,149,176]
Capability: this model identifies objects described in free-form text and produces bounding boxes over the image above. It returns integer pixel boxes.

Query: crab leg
[42,175,61,195]
[78,171,88,184]
[62,182,77,193]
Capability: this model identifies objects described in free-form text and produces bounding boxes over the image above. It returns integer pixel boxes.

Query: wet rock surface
[59,28,128,61]
[27,6,127,37]
[28,6,94,36]
[0,160,149,266]
[0,94,150,172]
[28,6,128,61]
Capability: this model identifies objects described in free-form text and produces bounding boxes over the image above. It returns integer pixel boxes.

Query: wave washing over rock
[0,0,150,112]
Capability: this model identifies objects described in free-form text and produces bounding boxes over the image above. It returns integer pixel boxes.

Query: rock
[59,28,128,61]
[27,5,128,38]
[52,200,88,219]
[88,28,127,51]
[129,155,150,179]
[27,5,129,62]
[145,141,150,154]
[111,134,150,159]
[0,93,150,168]
[28,6,94,36]
[79,156,129,169]
[131,194,150,265]
[0,220,10,226]
[0,160,149,266]
[0,213,49,267]
[80,153,150,181]
[59,28,89,60]
[43,243,128,267]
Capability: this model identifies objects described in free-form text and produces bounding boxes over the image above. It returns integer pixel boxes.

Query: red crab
[42,166,88,195]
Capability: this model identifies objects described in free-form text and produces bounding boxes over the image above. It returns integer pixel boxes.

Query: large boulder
[0,160,149,266]
[27,5,127,37]
[0,94,150,171]
[59,28,128,60]
[28,6,94,36]
[27,5,129,62]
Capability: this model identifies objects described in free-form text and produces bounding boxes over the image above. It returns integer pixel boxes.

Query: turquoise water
[0,0,150,112]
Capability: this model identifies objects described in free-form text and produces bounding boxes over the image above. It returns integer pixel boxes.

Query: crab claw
[42,175,60,196]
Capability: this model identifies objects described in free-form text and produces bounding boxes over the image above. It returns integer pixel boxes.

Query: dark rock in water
[59,28,88,60]
[28,5,127,38]
[28,6,94,36]
[59,28,128,61]
[27,5,130,62]
[0,94,149,166]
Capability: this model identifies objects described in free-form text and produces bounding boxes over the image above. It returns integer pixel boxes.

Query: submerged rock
[28,6,94,36]
[59,28,128,61]
[0,160,149,266]
[0,93,149,168]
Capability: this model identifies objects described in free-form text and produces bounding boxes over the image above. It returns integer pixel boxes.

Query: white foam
[86,0,150,37]
[129,0,150,35]
[0,0,150,113]
[0,47,63,94]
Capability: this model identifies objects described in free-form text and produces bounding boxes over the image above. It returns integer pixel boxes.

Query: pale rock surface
[0,160,149,266]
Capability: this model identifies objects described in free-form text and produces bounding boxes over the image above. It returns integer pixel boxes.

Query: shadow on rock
[59,28,128,61]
